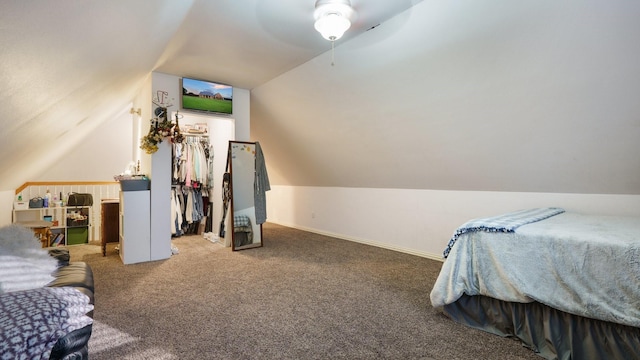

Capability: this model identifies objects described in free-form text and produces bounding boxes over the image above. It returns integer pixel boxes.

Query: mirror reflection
[228,141,269,250]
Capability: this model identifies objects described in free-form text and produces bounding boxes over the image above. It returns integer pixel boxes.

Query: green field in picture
[183,96,232,114]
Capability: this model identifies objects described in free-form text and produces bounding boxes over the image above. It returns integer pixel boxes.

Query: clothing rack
[171,133,213,237]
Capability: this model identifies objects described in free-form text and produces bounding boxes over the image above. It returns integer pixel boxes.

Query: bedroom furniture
[101,199,119,256]
[119,190,151,264]
[430,209,640,359]
[226,141,268,251]
[13,206,92,246]
[65,206,91,245]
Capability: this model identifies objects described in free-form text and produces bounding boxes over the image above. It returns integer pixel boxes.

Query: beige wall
[253,1,640,256]
[266,186,640,259]
[252,1,640,194]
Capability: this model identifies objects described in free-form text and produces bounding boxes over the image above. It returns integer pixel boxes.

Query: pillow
[0,223,42,252]
[0,287,93,359]
[0,224,58,293]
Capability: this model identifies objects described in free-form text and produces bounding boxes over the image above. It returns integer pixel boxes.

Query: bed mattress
[430,212,640,328]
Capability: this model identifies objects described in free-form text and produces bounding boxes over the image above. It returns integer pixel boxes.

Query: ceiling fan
[312,0,356,65]
[313,0,356,42]
[253,0,420,58]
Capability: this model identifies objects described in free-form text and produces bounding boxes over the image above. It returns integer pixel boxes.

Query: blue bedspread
[443,207,565,258]
[431,211,640,328]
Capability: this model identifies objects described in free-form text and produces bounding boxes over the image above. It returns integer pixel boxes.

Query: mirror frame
[228,141,263,251]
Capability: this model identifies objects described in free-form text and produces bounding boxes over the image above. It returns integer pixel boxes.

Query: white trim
[270,220,444,262]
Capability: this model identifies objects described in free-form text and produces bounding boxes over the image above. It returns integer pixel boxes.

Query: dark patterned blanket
[0,287,93,360]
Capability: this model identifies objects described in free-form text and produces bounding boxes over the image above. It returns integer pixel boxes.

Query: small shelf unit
[13,206,92,247]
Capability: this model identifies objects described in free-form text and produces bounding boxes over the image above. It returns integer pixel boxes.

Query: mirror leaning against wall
[226,141,270,251]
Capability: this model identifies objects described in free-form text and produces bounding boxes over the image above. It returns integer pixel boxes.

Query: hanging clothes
[171,135,213,236]
[172,135,213,193]
[170,187,184,237]
[254,141,270,225]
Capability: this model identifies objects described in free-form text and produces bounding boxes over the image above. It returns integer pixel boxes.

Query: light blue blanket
[430,212,640,328]
[443,207,565,258]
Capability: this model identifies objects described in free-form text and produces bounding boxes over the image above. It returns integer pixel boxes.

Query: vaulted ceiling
[250,1,640,194]
[2,1,639,195]
[0,0,421,191]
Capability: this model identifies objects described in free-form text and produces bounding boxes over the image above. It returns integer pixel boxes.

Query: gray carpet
[70,223,540,360]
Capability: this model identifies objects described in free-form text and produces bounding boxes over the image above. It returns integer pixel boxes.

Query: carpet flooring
[69,223,540,360]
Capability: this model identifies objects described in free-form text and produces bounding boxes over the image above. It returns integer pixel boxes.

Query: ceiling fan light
[314,13,351,41]
[313,0,354,41]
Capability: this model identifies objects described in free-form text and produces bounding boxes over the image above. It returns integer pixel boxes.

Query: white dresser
[119,190,151,264]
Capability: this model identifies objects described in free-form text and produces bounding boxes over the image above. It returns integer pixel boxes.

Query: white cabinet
[150,139,172,260]
[119,191,150,264]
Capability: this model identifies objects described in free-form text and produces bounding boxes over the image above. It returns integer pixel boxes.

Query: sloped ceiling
[251,1,640,194]
[2,1,639,195]
[0,0,421,191]
[0,1,190,191]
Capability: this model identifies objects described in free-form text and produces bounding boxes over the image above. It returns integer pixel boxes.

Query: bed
[429,208,640,359]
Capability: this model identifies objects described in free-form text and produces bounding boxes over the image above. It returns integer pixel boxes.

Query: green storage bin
[67,227,88,245]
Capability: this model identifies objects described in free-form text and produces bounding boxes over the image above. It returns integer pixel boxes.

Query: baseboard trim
[269,221,444,262]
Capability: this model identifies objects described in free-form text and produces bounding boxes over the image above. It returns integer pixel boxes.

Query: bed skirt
[442,294,640,360]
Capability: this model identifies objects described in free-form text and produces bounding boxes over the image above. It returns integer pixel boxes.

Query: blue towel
[443,207,565,258]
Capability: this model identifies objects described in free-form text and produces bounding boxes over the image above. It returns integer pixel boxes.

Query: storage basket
[119,179,150,191]
[67,218,89,227]
[67,227,88,245]
[14,201,28,210]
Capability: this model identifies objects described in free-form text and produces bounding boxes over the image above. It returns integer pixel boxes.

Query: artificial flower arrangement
[140,107,184,154]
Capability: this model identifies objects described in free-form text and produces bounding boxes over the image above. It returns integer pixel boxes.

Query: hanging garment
[174,136,212,189]
[170,188,177,235]
[206,142,214,198]
[171,135,213,234]
[219,172,231,238]
[170,187,184,237]
[254,142,271,225]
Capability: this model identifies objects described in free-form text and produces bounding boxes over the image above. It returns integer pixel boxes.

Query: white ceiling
[2,1,639,195]
[0,0,422,191]
[155,0,423,89]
